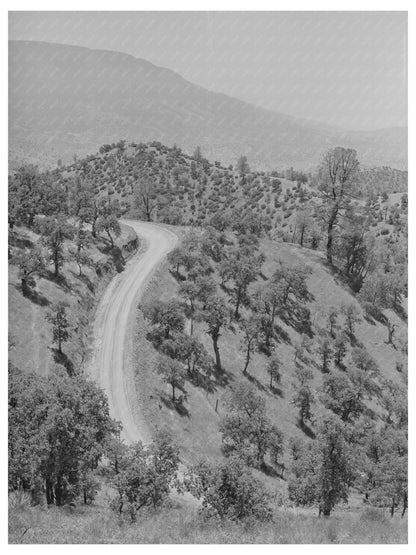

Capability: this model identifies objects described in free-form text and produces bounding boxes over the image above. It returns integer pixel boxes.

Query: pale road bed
[87,220,178,444]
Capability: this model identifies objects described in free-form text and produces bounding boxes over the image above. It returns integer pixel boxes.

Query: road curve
[88,220,178,444]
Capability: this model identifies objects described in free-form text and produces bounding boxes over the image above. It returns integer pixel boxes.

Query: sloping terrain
[9,40,407,170]
[53,142,408,247]
[88,221,178,444]
[8,223,138,377]
[132,235,407,482]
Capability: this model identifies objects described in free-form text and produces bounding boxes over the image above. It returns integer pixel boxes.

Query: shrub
[185,456,272,521]
[108,431,180,522]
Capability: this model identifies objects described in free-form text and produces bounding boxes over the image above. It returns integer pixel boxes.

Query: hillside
[9,40,407,170]
[53,141,408,247]
[132,235,407,479]
[8,141,408,539]
[8,222,138,377]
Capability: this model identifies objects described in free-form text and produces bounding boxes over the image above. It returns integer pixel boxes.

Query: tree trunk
[45,479,54,505]
[21,277,29,296]
[212,336,222,372]
[243,348,250,375]
[402,494,407,517]
[107,230,114,248]
[172,384,176,402]
[300,227,305,247]
[190,302,194,336]
[326,208,338,264]
[322,503,331,517]
[55,481,63,506]
[387,321,396,345]
[323,508,331,517]
[54,251,60,277]
[234,296,241,319]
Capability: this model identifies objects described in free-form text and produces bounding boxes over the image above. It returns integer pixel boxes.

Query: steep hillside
[132,236,407,484]
[9,40,407,170]
[8,223,138,377]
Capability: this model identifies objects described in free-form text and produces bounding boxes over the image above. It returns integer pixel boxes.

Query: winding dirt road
[88,220,178,444]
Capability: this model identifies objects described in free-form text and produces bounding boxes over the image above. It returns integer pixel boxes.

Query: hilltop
[52,141,407,245]
[9,40,407,170]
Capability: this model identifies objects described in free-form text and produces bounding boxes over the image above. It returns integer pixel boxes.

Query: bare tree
[134,173,159,222]
[319,148,359,264]
[386,320,397,348]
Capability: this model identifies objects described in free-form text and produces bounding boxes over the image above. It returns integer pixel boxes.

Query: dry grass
[8,494,407,544]
[131,236,407,492]
[8,223,138,376]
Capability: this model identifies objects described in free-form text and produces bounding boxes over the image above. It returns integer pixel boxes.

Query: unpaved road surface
[88,220,178,444]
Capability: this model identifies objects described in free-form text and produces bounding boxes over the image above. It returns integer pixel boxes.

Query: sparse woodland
[8,142,408,543]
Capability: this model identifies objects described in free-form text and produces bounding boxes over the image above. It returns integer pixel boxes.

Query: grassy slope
[132,237,407,493]
[56,144,406,252]
[8,223,137,376]
[8,491,407,544]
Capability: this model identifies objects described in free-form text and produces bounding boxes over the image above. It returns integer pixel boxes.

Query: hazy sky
[9,11,407,130]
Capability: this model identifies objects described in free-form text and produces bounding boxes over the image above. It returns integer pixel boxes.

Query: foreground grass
[9,498,407,544]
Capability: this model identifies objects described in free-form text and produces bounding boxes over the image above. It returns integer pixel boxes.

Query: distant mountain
[9,40,407,170]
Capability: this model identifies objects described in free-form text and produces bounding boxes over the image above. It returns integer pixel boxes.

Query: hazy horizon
[9,11,407,131]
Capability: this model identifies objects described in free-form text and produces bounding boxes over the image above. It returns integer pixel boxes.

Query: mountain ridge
[9,40,407,170]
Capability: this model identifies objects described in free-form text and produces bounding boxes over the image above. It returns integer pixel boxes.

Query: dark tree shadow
[69,270,95,293]
[159,394,190,417]
[213,367,234,386]
[364,314,377,326]
[296,419,316,439]
[97,244,126,273]
[309,358,321,371]
[16,284,50,306]
[168,269,186,282]
[219,283,232,295]
[42,271,72,292]
[273,324,292,344]
[109,246,126,273]
[189,372,217,394]
[321,260,353,289]
[270,384,284,398]
[362,304,388,325]
[392,303,408,322]
[257,342,273,356]
[246,372,267,393]
[9,233,33,249]
[260,461,285,480]
[280,303,313,337]
[51,348,75,376]
[334,362,347,372]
